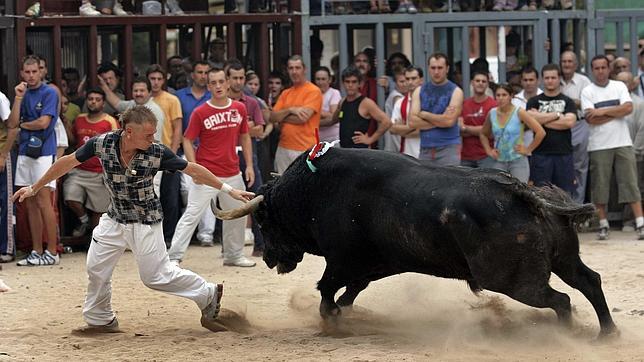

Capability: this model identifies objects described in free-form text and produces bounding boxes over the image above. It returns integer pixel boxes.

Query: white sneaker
[79,2,101,16]
[17,250,59,266]
[244,228,254,246]
[112,1,128,15]
[17,250,41,266]
[72,222,89,237]
[166,0,184,14]
[41,250,60,265]
[223,256,256,267]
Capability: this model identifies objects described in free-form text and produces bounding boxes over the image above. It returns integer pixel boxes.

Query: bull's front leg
[317,266,344,319]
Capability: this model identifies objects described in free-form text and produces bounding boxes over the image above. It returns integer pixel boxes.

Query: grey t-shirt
[116,98,166,141]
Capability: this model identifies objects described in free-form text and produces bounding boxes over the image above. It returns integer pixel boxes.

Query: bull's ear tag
[306,141,333,173]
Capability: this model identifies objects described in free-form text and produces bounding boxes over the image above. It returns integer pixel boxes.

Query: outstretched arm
[183,162,254,202]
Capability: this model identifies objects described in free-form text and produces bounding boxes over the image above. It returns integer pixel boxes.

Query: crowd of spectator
[1,37,644,267]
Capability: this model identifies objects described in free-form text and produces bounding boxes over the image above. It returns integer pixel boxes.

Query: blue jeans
[492,156,530,183]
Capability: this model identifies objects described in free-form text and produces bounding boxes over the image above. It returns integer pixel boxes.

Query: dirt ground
[1,231,644,361]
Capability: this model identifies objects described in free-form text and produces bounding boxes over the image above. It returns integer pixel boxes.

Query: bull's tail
[516,185,595,225]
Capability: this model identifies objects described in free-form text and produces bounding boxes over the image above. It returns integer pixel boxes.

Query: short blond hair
[120,105,157,128]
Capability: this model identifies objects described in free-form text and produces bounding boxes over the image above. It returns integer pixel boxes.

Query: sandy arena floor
[1,231,644,361]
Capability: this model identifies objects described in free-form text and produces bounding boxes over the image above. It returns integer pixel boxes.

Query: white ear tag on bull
[306,141,333,173]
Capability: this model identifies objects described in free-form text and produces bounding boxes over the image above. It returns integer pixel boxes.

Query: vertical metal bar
[17,20,26,76]
[412,18,425,68]
[193,23,202,63]
[52,25,62,87]
[596,27,604,56]
[159,24,167,67]
[293,15,303,56]
[585,0,597,73]
[550,19,561,65]
[376,22,385,107]
[573,19,581,57]
[259,22,269,100]
[123,24,133,99]
[461,26,470,97]
[89,26,98,90]
[616,21,624,57]
[227,22,237,60]
[479,26,486,59]
[629,17,638,74]
[339,23,349,78]
[497,25,506,84]
[534,16,548,76]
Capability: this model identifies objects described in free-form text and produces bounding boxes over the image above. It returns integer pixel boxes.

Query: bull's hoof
[320,302,342,321]
[595,326,620,343]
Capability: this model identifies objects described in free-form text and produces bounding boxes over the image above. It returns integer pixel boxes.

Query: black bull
[216,147,617,338]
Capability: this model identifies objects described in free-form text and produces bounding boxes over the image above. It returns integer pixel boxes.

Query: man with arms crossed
[409,53,464,166]
[581,55,642,240]
[270,55,322,173]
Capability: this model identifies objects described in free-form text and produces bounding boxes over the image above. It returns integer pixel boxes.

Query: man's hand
[352,131,372,145]
[0,157,5,172]
[291,107,310,122]
[245,165,255,188]
[585,108,604,121]
[11,186,35,203]
[229,189,255,202]
[15,82,27,98]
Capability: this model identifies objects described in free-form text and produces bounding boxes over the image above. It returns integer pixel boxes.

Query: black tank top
[339,95,371,149]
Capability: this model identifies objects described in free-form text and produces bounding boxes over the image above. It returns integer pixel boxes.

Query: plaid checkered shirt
[93,131,163,225]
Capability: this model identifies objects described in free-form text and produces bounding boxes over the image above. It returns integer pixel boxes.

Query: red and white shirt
[73,113,119,173]
[185,99,249,177]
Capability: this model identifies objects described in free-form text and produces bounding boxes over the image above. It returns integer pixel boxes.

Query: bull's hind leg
[553,255,618,337]
[337,279,370,307]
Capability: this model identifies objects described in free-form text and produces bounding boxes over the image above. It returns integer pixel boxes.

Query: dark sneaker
[636,226,644,240]
[597,227,609,240]
[72,317,122,335]
[201,284,225,332]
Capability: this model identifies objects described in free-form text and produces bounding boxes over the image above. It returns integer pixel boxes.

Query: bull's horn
[270,172,282,179]
[212,195,264,220]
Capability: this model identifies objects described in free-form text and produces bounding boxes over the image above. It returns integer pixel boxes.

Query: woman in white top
[314,67,342,143]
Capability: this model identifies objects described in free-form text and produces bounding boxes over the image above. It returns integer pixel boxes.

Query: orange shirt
[273,81,322,152]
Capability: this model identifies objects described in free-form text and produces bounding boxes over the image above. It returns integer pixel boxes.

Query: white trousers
[83,214,215,326]
[168,173,247,263]
[182,172,218,241]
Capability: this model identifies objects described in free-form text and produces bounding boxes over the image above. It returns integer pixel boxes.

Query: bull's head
[212,194,304,274]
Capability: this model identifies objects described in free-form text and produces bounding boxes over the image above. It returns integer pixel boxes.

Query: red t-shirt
[461,96,497,161]
[185,99,249,177]
[73,114,119,173]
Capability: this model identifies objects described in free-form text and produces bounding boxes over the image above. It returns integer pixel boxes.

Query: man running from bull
[12,106,254,333]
